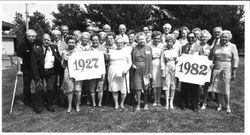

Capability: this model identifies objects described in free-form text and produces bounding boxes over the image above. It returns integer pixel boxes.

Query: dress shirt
[43,46,55,69]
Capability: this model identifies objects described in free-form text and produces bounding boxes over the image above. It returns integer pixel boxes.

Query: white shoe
[217,106,222,111]
[144,104,149,110]
[201,104,206,110]
[153,103,157,107]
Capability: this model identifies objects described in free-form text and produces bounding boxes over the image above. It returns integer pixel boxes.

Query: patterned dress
[108,48,132,94]
[149,42,164,88]
[161,47,179,91]
[208,42,239,95]
[88,45,107,93]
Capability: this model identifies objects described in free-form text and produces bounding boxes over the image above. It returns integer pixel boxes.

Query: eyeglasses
[188,37,195,39]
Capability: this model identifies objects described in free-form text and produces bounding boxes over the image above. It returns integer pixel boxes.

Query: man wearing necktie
[209,27,222,60]
[31,34,62,113]
[180,32,202,112]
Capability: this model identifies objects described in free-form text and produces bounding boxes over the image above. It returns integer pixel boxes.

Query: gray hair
[81,32,90,39]
[163,23,172,30]
[52,30,61,35]
[26,29,37,36]
[165,34,176,43]
[213,27,222,32]
[201,29,212,40]
[221,30,232,40]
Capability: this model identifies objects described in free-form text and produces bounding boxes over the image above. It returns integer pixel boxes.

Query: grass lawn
[2,57,244,132]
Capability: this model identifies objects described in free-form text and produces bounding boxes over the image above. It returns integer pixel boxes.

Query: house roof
[2,21,15,30]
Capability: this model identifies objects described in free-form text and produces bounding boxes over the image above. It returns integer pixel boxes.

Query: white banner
[68,51,105,81]
[175,54,213,85]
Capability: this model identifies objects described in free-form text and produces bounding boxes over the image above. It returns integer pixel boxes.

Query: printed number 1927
[73,58,99,72]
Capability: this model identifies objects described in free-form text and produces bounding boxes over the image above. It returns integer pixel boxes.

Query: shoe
[193,108,199,112]
[201,104,206,110]
[165,106,169,110]
[67,108,72,113]
[157,103,162,107]
[34,106,43,114]
[47,106,55,112]
[136,106,140,111]
[226,108,231,114]
[181,107,186,111]
[153,103,157,107]
[144,104,149,110]
[76,105,80,112]
[217,106,222,111]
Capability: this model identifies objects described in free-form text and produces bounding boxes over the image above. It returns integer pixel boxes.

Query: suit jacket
[31,44,62,82]
[132,45,153,76]
[181,42,202,55]
[16,39,43,71]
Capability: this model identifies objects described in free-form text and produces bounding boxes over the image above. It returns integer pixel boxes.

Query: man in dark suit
[31,33,62,113]
[52,30,68,105]
[180,32,202,112]
[16,29,43,106]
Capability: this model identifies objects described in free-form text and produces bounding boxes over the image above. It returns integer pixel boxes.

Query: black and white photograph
[1,1,248,133]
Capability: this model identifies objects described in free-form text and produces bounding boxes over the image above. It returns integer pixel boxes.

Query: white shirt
[116,34,129,44]
[43,46,55,69]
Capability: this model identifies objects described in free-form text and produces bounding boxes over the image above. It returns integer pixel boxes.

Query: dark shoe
[34,106,43,114]
[181,107,186,111]
[47,106,55,112]
[193,108,199,112]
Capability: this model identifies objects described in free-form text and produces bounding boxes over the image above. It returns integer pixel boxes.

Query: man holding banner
[178,32,208,112]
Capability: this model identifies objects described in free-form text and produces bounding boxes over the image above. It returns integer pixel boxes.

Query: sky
[1,4,59,24]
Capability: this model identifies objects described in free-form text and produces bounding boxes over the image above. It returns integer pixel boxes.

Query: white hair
[221,30,232,40]
[201,29,212,40]
[52,30,61,35]
[163,23,172,29]
[26,29,37,36]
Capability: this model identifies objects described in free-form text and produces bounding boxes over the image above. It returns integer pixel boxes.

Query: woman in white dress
[108,37,132,110]
[148,31,164,107]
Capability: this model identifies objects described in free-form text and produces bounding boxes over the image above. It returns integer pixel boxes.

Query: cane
[10,75,19,114]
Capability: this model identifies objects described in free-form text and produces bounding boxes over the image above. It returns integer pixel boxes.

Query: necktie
[187,45,191,54]
[44,46,49,57]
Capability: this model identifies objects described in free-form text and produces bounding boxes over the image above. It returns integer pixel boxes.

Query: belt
[216,59,231,62]
[44,68,54,72]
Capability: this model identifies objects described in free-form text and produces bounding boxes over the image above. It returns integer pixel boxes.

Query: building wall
[2,37,15,55]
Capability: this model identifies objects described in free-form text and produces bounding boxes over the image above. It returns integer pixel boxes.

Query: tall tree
[29,11,51,39]
[12,12,26,46]
[155,5,245,49]
[11,11,52,46]
[84,4,155,33]
[52,4,88,32]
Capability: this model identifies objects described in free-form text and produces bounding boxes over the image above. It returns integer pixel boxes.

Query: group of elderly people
[17,23,239,114]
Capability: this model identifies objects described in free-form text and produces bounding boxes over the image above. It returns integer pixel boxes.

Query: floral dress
[160,47,179,91]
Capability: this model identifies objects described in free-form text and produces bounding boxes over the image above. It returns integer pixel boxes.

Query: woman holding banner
[88,34,106,109]
[199,30,212,110]
[131,32,153,111]
[148,31,164,107]
[108,37,132,110]
[209,30,239,114]
[61,35,82,113]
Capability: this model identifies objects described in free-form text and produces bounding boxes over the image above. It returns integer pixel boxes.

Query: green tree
[11,11,51,44]
[52,4,88,32]
[29,11,51,39]
[84,4,154,33]
[155,5,245,49]
[11,12,26,46]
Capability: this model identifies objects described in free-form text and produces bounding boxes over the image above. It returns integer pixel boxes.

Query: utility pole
[25,3,29,30]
